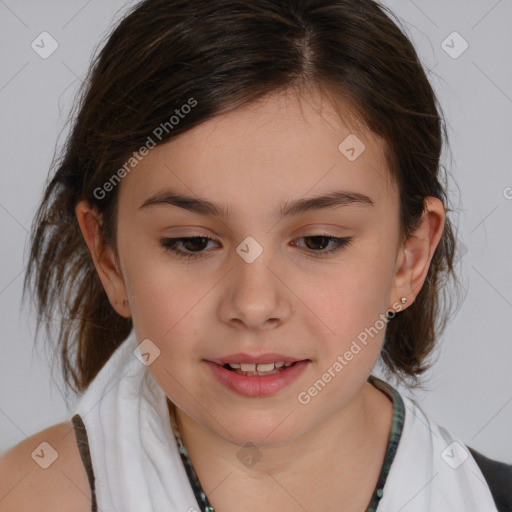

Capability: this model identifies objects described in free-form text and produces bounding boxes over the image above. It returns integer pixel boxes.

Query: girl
[1,0,510,511]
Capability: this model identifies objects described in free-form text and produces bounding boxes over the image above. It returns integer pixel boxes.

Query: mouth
[220,361,299,376]
[204,355,311,397]
[206,352,309,376]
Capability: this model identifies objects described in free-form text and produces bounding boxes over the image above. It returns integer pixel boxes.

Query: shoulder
[0,421,92,512]
[468,446,512,512]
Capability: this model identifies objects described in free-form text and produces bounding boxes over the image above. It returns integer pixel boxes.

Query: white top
[72,328,499,512]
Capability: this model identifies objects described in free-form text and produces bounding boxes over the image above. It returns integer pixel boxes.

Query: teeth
[242,370,280,376]
[256,363,275,372]
[227,361,292,373]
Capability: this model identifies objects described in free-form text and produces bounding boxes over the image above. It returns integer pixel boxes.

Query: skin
[73,88,445,511]
[0,423,93,512]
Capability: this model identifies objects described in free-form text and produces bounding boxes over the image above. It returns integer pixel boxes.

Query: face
[104,89,406,447]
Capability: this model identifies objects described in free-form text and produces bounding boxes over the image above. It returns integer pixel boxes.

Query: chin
[218,414,306,448]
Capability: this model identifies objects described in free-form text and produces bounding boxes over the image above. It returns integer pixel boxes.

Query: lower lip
[205,361,310,397]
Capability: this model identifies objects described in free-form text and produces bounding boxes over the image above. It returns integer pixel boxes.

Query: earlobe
[75,201,131,318]
[390,197,445,308]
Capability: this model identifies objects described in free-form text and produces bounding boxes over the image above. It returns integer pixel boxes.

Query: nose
[217,249,292,331]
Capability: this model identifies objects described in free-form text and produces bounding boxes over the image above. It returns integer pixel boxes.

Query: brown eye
[160,234,352,262]
[293,235,353,256]
[303,235,332,251]
[160,236,218,260]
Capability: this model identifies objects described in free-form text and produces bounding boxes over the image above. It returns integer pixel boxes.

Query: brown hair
[23,0,458,395]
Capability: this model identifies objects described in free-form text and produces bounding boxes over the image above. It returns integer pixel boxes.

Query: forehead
[118,89,396,221]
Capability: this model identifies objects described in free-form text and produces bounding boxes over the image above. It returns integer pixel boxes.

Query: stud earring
[400,297,407,304]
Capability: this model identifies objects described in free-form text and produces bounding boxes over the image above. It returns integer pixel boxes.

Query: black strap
[467,445,512,512]
[72,414,98,512]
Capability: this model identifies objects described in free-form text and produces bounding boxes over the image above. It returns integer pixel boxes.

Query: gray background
[0,0,511,462]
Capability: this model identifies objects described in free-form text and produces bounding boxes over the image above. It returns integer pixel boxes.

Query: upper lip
[207,353,308,365]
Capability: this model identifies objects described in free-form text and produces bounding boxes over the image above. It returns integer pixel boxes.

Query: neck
[169,380,394,489]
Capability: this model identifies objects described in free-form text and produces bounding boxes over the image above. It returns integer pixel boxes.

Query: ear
[75,200,131,318]
[390,197,445,308]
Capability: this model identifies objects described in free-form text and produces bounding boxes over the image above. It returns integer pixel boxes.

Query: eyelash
[159,233,353,261]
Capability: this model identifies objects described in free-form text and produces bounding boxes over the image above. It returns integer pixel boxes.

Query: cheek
[303,254,395,332]
[116,225,198,334]
[294,248,397,376]
[123,262,205,408]
[126,265,202,339]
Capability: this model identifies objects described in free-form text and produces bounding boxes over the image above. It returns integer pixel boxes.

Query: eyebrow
[139,188,374,219]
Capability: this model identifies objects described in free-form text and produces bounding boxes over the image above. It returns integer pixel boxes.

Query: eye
[160,236,218,261]
[292,234,353,257]
[160,233,353,261]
